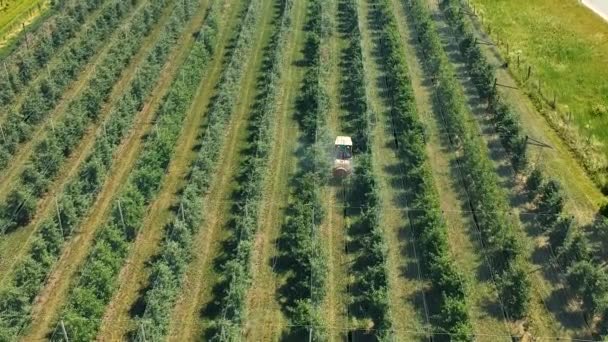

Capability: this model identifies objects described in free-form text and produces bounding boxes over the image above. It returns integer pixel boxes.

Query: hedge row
[338,0,394,339]
[210,0,293,340]
[39,0,202,339]
[0,0,137,172]
[440,0,608,334]
[0,0,196,338]
[0,0,107,107]
[371,0,475,339]
[439,0,527,172]
[123,0,273,339]
[0,0,171,234]
[405,0,531,320]
[278,0,329,338]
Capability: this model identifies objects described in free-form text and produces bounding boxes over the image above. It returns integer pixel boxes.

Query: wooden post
[527,66,531,80]
[517,54,520,68]
[506,42,509,55]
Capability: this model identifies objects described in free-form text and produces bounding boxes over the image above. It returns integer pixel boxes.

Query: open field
[0,0,48,49]
[470,0,608,189]
[0,0,606,340]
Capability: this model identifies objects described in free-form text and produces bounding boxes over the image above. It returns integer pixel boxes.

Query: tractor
[333,136,353,177]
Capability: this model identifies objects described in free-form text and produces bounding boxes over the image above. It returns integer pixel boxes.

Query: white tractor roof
[335,136,352,146]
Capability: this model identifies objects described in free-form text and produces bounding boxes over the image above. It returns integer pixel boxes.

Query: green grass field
[0,0,48,46]
[471,0,608,185]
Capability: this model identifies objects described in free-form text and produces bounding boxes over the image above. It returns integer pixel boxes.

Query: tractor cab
[333,136,353,177]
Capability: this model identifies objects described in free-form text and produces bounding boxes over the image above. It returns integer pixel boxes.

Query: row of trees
[0,0,169,234]
[209,0,293,340]
[0,0,106,107]
[526,170,608,336]
[52,0,201,338]
[0,0,186,338]
[406,0,531,321]
[439,0,527,172]
[122,1,223,338]
[0,0,136,173]
[371,0,474,339]
[440,0,608,336]
[339,0,393,339]
[278,0,330,339]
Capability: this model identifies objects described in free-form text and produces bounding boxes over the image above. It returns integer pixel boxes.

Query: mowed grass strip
[163,0,274,338]
[322,0,349,338]
[0,0,48,50]
[388,0,511,338]
[244,0,307,339]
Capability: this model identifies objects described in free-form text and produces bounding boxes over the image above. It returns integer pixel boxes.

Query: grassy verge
[469,0,608,190]
[0,0,49,51]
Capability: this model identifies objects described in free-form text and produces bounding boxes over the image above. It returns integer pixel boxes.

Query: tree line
[371,0,476,339]
[278,0,330,339]
[440,0,608,337]
[0,0,184,338]
[339,0,394,339]
[0,0,135,175]
[405,0,532,323]
[207,0,293,340]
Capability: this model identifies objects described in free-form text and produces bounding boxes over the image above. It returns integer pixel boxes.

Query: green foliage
[0,0,136,173]
[372,0,474,336]
[440,0,528,172]
[497,264,531,320]
[278,0,329,338]
[0,0,106,106]
[0,0,199,338]
[0,0,155,233]
[566,260,608,315]
[406,0,528,322]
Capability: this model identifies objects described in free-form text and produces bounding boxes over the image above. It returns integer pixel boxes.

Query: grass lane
[322,0,350,338]
[243,0,307,339]
[94,0,242,338]
[0,0,173,288]
[387,0,512,338]
[18,0,211,338]
[357,0,431,339]
[165,0,274,338]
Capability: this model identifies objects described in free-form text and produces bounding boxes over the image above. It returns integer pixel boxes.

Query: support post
[60,320,69,342]
[527,66,531,80]
[118,200,126,229]
[0,123,5,143]
[55,197,64,237]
